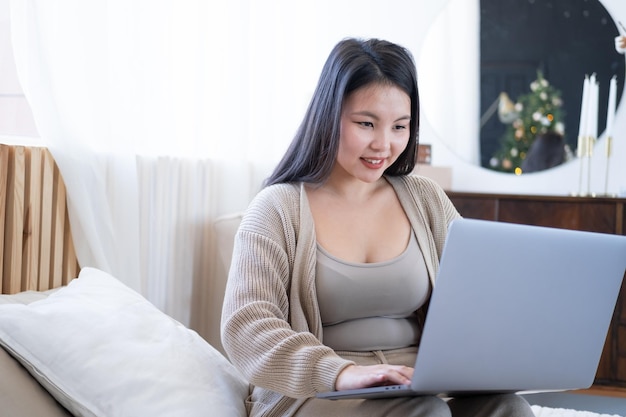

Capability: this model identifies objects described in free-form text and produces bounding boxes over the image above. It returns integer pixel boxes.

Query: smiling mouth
[362,158,384,165]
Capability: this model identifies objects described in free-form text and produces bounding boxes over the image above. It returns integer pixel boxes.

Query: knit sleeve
[220,185,353,399]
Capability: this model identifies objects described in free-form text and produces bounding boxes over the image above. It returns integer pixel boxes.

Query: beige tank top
[316,232,430,351]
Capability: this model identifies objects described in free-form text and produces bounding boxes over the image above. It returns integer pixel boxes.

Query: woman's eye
[358,121,374,128]
[394,125,408,130]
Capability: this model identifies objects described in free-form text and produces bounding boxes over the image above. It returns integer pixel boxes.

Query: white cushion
[0,267,249,417]
[0,288,59,305]
[214,212,243,272]
[207,212,243,354]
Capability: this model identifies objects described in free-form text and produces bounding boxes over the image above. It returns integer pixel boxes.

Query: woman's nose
[371,130,391,151]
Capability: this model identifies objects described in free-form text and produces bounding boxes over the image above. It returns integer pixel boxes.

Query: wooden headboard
[0,144,79,294]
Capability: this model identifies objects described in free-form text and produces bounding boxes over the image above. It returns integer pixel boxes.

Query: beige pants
[290,348,535,417]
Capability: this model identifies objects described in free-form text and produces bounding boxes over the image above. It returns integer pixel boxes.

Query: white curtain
[418,0,480,165]
[9,0,272,345]
[9,0,452,344]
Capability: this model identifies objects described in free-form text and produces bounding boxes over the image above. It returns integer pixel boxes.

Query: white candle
[606,75,617,139]
[577,75,589,157]
[586,74,598,139]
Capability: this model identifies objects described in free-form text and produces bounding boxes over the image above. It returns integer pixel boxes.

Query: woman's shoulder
[249,182,301,210]
[240,182,302,234]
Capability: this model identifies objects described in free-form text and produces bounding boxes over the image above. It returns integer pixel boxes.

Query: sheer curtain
[9,0,273,344]
[9,0,450,345]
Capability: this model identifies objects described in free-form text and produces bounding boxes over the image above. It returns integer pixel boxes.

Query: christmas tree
[489,71,566,174]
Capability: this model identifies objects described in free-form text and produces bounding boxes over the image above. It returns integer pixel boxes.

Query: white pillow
[0,288,59,305]
[0,267,249,417]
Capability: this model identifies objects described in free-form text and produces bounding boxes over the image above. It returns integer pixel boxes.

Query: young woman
[221,37,535,417]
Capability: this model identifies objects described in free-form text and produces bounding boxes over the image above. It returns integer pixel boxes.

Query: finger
[389,365,414,379]
[382,368,412,385]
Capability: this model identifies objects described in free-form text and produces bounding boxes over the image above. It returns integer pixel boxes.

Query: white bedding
[532,405,623,417]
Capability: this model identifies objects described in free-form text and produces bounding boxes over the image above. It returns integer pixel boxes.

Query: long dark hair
[264,38,420,187]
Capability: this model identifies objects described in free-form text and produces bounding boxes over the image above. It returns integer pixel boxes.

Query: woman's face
[335,83,411,184]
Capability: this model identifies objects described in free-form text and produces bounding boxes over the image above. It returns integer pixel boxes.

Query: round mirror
[419,0,625,174]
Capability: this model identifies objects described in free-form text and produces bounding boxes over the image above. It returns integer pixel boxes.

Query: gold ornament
[497,92,519,123]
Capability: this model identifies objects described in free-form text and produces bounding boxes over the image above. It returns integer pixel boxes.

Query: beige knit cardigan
[221,175,461,417]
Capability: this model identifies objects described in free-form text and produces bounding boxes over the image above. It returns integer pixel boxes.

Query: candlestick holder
[601,136,618,197]
[575,135,596,197]
[574,135,618,198]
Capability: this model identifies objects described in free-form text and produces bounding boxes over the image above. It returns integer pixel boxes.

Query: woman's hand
[335,364,414,391]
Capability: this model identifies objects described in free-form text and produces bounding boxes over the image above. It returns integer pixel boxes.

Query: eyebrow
[350,111,411,122]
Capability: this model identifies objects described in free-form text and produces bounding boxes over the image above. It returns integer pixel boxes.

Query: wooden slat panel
[39,149,55,290]
[0,145,80,294]
[51,169,66,287]
[24,147,44,291]
[63,207,79,284]
[50,151,80,287]
[0,145,8,285]
[3,146,26,293]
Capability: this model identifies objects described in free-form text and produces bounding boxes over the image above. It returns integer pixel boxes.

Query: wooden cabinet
[446,191,626,389]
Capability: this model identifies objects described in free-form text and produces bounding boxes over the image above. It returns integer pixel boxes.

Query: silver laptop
[317,218,626,400]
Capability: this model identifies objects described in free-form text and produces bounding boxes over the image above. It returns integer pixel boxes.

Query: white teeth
[364,158,382,164]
